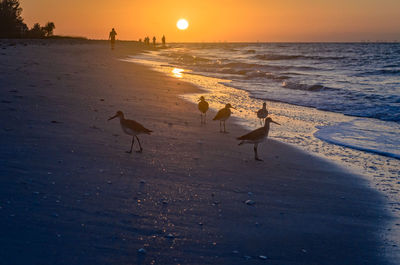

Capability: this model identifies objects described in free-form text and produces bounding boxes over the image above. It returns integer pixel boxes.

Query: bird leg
[135,135,143,153]
[223,121,228,133]
[219,121,223,133]
[204,113,206,124]
[200,114,203,124]
[127,136,135,153]
[254,144,263,161]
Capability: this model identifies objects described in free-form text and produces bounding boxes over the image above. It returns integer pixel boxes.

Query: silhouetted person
[109,28,117,50]
[152,36,156,46]
[162,35,166,46]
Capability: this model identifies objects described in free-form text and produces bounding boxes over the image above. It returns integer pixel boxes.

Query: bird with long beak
[213,103,235,133]
[257,102,268,125]
[108,111,152,153]
[237,117,280,161]
[198,96,209,124]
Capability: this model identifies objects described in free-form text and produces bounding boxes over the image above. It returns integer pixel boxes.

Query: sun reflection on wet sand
[172,68,184,78]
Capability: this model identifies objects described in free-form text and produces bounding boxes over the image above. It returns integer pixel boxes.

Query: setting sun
[177,19,189,30]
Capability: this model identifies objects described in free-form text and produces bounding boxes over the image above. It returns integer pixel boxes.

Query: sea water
[125,43,400,247]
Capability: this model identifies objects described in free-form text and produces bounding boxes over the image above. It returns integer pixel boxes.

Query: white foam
[315,118,400,160]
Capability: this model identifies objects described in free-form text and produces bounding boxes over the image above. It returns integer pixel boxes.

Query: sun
[177,19,189,30]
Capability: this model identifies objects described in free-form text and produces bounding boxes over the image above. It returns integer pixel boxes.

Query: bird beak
[108,114,118,121]
[271,120,280,125]
[231,106,236,110]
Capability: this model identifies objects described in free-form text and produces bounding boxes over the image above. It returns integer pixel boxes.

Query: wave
[253,54,345,61]
[357,69,400,76]
[315,119,400,160]
[282,81,330,91]
[215,62,317,73]
[246,71,289,80]
[254,54,307,60]
[245,49,256,54]
[165,52,211,65]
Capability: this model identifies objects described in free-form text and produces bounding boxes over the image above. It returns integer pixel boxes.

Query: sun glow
[177,19,189,30]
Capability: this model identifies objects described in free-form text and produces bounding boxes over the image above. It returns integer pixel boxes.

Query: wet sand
[0,40,395,264]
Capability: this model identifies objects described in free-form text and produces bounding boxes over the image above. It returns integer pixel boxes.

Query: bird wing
[123,119,152,134]
[198,101,209,113]
[237,127,265,141]
[213,108,224,120]
[213,108,229,120]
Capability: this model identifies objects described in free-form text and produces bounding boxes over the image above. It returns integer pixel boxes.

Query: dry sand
[0,40,395,264]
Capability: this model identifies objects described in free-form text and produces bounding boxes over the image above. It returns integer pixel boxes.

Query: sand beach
[0,40,396,264]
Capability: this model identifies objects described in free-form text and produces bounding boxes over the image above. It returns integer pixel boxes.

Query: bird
[213,103,235,133]
[198,96,209,124]
[256,102,268,125]
[108,111,152,153]
[237,117,280,161]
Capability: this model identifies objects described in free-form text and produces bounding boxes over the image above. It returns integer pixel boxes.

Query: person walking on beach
[152,36,156,46]
[162,35,166,46]
[109,28,117,50]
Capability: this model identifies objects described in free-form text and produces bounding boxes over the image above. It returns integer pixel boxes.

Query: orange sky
[21,0,400,42]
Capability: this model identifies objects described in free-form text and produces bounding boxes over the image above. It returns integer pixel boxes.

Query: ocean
[125,42,400,221]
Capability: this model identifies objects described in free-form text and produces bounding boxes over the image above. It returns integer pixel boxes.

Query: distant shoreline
[1,38,399,44]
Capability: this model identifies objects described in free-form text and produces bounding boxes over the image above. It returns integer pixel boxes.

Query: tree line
[0,0,55,38]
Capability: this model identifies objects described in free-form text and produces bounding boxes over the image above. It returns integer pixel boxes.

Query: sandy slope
[0,40,394,265]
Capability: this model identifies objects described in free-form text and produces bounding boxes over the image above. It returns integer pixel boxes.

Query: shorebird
[198,96,209,124]
[237,117,280,161]
[257,102,268,125]
[108,111,152,153]
[213,103,235,133]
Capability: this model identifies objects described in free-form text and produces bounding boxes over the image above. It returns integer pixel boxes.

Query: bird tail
[144,129,152,135]
[238,140,244,145]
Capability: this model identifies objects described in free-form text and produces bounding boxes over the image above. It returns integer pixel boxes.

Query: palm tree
[43,21,55,37]
[0,0,27,38]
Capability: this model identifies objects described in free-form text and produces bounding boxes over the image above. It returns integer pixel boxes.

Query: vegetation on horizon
[0,0,55,38]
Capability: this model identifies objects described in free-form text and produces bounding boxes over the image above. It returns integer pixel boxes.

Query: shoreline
[0,40,397,264]
[128,55,400,217]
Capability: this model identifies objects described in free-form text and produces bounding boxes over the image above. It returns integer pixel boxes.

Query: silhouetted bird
[198,96,209,124]
[213,103,235,133]
[108,111,152,153]
[257,102,268,125]
[237,117,280,161]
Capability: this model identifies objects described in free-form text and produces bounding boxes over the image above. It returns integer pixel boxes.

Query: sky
[20,0,400,42]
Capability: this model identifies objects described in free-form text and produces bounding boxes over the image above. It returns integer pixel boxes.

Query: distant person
[152,36,156,46]
[139,38,142,43]
[162,35,166,46]
[109,28,117,50]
